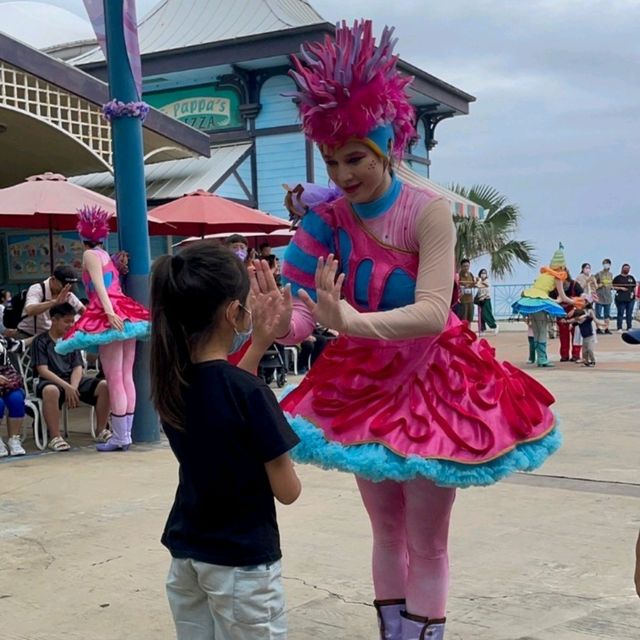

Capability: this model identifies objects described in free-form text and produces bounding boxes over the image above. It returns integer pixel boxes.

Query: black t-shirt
[579,316,594,338]
[161,360,300,567]
[612,274,636,302]
[32,332,83,382]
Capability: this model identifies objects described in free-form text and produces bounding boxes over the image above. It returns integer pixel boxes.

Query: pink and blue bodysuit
[280,176,561,488]
[55,248,150,355]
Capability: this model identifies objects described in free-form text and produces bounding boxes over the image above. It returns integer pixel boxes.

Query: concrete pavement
[1,325,639,639]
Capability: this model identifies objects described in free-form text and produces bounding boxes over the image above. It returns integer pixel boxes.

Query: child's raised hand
[249,288,285,349]
[249,259,292,339]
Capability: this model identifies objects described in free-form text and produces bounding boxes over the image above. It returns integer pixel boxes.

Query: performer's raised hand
[298,255,347,332]
[249,259,292,338]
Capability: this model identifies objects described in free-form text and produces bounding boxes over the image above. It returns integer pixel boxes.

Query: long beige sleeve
[341,198,455,339]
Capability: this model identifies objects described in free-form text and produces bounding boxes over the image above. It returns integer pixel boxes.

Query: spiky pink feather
[76,205,111,242]
[288,20,416,156]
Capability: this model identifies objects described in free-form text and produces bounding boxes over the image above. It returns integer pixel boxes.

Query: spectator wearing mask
[595,259,614,334]
[16,266,85,338]
[612,263,636,331]
[456,259,475,324]
[224,234,249,263]
[575,263,598,302]
[474,269,498,335]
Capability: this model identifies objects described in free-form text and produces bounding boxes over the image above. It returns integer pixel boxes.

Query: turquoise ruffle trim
[54,320,150,355]
[284,412,562,488]
[512,298,566,317]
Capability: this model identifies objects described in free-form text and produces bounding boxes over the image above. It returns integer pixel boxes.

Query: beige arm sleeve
[341,198,455,339]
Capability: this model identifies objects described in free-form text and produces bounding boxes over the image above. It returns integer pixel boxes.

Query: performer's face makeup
[322,142,390,204]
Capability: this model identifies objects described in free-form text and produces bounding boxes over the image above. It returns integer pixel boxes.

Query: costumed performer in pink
[55,206,150,452]
[252,20,562,640]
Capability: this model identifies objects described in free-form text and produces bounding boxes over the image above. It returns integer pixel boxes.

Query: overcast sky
[309,0,640,283]
[4,0,639,283]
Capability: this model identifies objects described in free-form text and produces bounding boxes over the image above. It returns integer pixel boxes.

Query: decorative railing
[491,284,530,319]
[489,284,631,320]
[0,60,112,165]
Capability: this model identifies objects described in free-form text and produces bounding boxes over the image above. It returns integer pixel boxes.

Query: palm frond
[490,240,537,278]
[451,184,536,278]
[485,203,519,225]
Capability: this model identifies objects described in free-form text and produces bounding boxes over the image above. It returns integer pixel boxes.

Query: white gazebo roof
[0,1,94,49]
[73,0,324,64]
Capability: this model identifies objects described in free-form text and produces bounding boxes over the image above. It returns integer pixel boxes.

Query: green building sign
[145,85,243,131]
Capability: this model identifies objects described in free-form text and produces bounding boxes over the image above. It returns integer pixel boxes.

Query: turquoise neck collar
[352,174,401,219]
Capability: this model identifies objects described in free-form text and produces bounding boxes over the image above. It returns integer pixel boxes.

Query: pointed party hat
[549,242,566,269]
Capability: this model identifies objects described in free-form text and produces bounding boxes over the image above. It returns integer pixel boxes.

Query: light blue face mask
[229,304,253,354]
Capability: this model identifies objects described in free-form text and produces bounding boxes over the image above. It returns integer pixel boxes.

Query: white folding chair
[12,350,47,450]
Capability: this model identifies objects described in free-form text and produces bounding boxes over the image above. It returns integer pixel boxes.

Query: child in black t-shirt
[570,304,604,367]
[150,242,301,639]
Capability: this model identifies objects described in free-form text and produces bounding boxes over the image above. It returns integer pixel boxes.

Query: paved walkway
[1,326,639,639]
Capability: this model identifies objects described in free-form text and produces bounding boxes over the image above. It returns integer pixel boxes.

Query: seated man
[31,303,111,452]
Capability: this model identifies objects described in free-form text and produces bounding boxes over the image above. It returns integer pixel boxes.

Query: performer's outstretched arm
[277,205,336,344]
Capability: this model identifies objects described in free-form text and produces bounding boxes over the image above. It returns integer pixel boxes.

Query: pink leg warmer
[357,477,408,600]
[404,478,456,618]
[122,339,137,413]
[99,342,127,416]
[357,477,456,619]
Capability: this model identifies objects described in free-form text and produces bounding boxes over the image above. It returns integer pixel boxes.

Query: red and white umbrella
[173,228,294,249]
[0,172,171,269]
[150,189,290,238]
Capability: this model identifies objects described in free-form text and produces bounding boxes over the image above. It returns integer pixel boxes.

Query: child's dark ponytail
[150,242,249,429]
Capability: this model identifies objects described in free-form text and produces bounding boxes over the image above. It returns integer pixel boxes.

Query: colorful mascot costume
[278,20,562,639]
[55,206,150,451]
[512,243,584,367]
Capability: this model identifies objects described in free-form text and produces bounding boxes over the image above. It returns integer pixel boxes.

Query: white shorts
[166,557,287,640]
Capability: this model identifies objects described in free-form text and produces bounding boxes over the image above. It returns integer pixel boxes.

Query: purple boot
[400,611,446,640]
[374,599,405,640]
[125,413,134,446]
[96,415,129,452]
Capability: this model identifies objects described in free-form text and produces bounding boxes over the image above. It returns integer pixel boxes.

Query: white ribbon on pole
[82,0,143,98]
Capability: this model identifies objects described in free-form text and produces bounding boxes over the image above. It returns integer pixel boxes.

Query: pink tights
[356,477,456,618]
[99,340,137,416]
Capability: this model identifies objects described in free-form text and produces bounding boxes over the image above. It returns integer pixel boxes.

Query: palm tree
[450,184,536,278]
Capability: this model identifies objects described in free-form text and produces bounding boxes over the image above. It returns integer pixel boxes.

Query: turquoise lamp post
[103,1,158,442]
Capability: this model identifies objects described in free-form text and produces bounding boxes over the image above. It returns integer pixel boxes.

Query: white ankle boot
[374,599,405,640]
[400,610,446,640]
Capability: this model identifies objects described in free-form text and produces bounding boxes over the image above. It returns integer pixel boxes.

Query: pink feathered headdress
[289,20,417,157]
[76,205,111,243]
